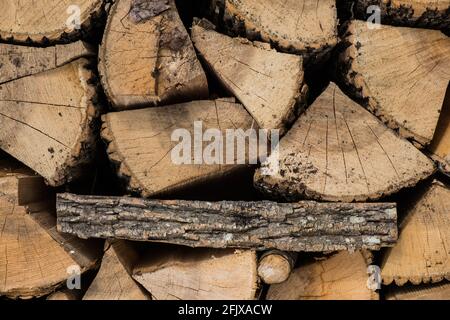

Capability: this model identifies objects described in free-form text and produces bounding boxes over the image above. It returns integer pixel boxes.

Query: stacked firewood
[0,0,449,300]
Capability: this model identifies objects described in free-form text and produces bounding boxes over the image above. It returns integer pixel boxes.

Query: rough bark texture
[355,0,450,30]
[56,193,398,252]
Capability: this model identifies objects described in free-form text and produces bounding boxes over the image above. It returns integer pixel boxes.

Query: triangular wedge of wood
[101,98,256,197]
[267,251,379,300]
[217,0,338,59]
[340,20,450,146]
[0,0,104,43]
[0,51,99,186]
[83,241,150,300]
[191,20,308,133]
[386,281,450,300]
[99,0,209,110]
[56,193,398,252]
[355,0,450,29]
[255,83,435,202]
[429,87,450,174]
[0,161,102,299]
[381,180,450,286]
[132,245,258,300]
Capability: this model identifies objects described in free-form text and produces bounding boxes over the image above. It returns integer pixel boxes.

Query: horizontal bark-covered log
[57,193,398,252]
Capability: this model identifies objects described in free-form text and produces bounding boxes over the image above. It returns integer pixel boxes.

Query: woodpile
[0,0,449,301]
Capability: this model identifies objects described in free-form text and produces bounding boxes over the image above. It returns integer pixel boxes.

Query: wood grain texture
[56,193,398,252]
[0,169,101,299]
[221,0,338,59]
[340,20,450,146]
[99,0,208,110]
[101,98,256,197]
[381,181,450,286]
[429,87,450,175]
[386,281,450,300]
[355,0,450,29]
[255,83,435,202]
[0,58,99,186]
[192,20,307,133]
[132,246,258,300]
[267,251,379,300]
[0,41,95,84]
[83,241,150,300]
[0,0,104,43]
[257,250,297,284]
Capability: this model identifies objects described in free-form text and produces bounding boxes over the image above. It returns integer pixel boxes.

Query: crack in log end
[129,0,171,23]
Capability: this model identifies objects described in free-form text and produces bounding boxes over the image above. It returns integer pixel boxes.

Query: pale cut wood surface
[0,58,98,186]
[56,193,398,252]
[101,99,255,197]
[99,0,208,110]
[0,169,101,299]
[429,87,450,174]
[0,41,95,84]
[0,0,104,42]
[356,0,450,29]
[340,20,450,146]
[257,250,297,284]
[381,181,450,286]
[192,21,307,133]
[133,247,258,300]
[222,0,338,58]
[46,289,81,300]
[267,251,378,300]
[386,281,450,300]
[83,241,150,300]
[255,83,435,202]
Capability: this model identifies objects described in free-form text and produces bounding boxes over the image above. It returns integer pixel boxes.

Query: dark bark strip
[57,193,397,252]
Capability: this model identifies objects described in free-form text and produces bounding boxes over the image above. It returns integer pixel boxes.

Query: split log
[257,250,297,285]
[386,282,450,300]
[98,0,208,110]
[56,193,398,252]
[429,87,450,175]
[0,58,99,184]
[83,241,150,300]
[191,20,308,133]
[0,41,95,83]
[267,251,379,300]
[254,83,435,202]
[101,98,256,197]
[0,164,102,299]
[132,245,258,300]
[217,0,338,60]
[0,0,104,43]
[381,180,450,286]
[355,0,450,30]
[0,54,99,186]
[340,20,450,146]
